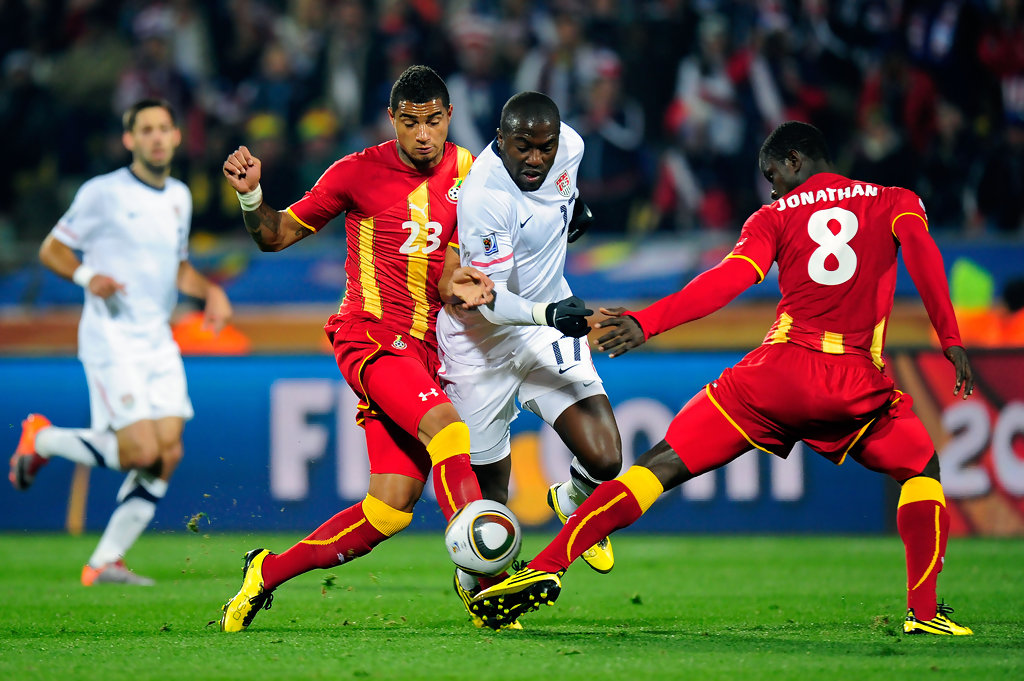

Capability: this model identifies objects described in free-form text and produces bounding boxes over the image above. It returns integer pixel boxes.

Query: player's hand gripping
[450,266,494,309]
[202,285,233,335]
[542,296,593,338]
[944,345,974,400]
[594,306,646,358]
[86,273,126,300]
[222,145,262,194]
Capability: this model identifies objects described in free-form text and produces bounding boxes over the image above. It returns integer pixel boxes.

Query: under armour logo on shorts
[419,388,439,401]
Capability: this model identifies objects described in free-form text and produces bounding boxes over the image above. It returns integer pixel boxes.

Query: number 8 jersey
[729,172,957,370]
[287,141,474,345]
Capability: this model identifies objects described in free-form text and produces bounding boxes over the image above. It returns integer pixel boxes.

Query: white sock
[35,426,121,471]
[88,471,167,567]
[456,568,480,592]
[555,457,602,514]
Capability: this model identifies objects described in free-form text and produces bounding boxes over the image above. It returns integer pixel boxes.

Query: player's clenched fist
[594,306,646,358]
[222,146,262,194]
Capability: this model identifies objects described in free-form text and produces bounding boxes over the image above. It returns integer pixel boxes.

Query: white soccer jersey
[438,121,584,363]
[51,167,191,364]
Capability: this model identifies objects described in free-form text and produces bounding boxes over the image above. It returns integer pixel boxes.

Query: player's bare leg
[547,395,622,573]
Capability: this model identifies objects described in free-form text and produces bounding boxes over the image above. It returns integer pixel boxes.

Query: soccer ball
[445,499,522,576]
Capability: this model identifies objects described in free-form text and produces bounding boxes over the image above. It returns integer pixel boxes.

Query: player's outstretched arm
[178,260,233,334]
[944,345,974,400]
[39,234,124,298]
[594,307,645,358]
[223,145,310,252]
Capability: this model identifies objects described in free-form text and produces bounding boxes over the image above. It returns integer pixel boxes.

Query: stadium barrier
[1,350,1020,536]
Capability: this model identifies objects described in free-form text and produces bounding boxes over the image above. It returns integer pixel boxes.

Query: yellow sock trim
[361,493,413,537]
[426,421,470,466]
[617,466,665,513]
[566,491,628,564]
[300,519,366,546]
[910,505,942,592]
[898,476,946,508]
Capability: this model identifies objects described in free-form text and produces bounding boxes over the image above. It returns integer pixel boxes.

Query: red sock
[530,479,643,573]
[427,422,481,521]
[897,477,949,621]
[261,502,388,590]
[432,454,482,521]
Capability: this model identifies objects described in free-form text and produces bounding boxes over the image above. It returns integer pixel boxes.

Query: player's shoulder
[164,175,191,198]
[559,121,584,151]
[80,167,129,193]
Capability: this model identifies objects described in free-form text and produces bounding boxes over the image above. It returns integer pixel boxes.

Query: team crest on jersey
[555,170,572,197]
[447,177,464,203]
[392,334,407,350]
[121,394,135,409]
[482,233,499,256]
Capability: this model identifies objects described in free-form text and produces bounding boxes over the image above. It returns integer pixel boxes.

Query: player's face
[389,98,451,170]
[123,106,180,172]
[760,154,801,201]
[497,119,559,192]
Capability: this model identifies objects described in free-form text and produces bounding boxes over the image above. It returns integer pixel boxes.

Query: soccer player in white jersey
[8,99,232,586]
[437,92,622,618]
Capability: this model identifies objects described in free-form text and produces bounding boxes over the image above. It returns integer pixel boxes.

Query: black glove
[567,200,593,243]
[543,295,593,337]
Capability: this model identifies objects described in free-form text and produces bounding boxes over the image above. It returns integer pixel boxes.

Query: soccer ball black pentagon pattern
[445,499,522,576]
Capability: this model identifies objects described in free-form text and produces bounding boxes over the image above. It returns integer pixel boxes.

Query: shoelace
[935,601,954,618]
[248,592,273,611]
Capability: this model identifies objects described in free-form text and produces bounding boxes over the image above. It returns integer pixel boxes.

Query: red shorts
[665,343,935,481]
[326,314,452,482]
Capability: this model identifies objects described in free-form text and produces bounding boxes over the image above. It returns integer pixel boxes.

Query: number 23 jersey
[287,141,474,345]
[729,172,929,368]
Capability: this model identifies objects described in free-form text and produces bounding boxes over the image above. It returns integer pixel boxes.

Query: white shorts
[439,328,606,465]
[83,347,194,432]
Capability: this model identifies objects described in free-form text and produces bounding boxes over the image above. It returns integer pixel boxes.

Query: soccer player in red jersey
[471,121,975,636]
[218,65,495,632]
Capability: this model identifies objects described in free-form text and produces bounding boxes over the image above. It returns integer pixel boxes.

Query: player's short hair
[499,91,560,134]
[122,98,176,132]
[759,121,831,164]
[390,65,449,111]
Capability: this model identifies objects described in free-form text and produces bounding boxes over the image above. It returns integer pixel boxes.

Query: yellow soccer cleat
[903,603,973,636]
[454,570,522,630]
[220,548,274,632]
[547,483,614,573]
[470,566,561,630]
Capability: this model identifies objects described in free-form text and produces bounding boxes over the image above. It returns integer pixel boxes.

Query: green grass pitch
[1,531,1021,681]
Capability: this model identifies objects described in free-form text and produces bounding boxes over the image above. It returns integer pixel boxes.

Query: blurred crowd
[2,0,1024,251]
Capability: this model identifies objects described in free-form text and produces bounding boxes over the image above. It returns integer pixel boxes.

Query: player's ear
[122,130,135,153]
[786,149,802,173]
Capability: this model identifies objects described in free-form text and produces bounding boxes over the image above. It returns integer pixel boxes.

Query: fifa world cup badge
[555,170,571,197]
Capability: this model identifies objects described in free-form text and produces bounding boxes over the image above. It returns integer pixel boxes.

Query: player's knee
[362,494,413,537]
[158,439,184,473]
[122,440,160,470]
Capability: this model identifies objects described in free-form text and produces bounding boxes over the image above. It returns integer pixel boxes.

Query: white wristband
[236,183,263,211]
[72,265,97,289]
[532,302,549,326]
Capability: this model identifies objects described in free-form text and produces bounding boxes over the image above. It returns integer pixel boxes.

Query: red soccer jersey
[729,172,958,368]
[287,141,474,344]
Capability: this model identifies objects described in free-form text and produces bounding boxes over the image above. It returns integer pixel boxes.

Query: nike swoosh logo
[520,216,532,228]
[582,381,595,387]
[558,365,579,374]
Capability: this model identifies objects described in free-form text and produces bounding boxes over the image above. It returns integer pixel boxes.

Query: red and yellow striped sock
[530,466,663,574]
[897,476,949,621]
[427,422,482,521]
[261,494,412,590]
